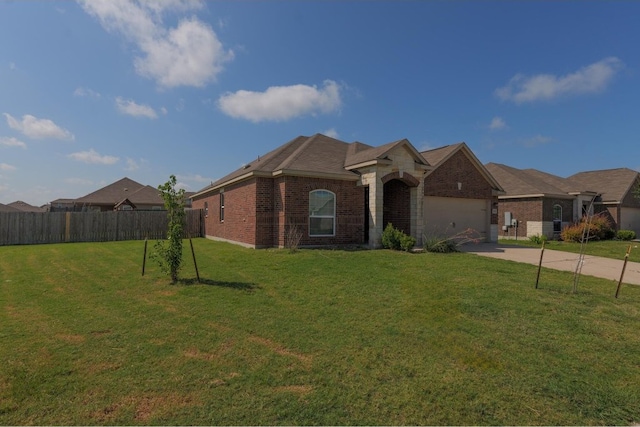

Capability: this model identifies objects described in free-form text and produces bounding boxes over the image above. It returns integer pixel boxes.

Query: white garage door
[424,197,488,241]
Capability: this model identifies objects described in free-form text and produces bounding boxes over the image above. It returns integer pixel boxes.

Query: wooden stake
[142,238,148,276]
[189,236,200,283]
[615,244,632,298]
[535,240,545,289]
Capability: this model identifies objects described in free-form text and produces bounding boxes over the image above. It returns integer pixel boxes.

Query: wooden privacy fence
[0,210,203,246]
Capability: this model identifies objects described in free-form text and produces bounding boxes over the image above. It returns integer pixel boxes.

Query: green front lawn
[1,239,640,425]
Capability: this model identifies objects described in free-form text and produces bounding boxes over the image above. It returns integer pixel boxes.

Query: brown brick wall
[383,179,411,234]
[498,198,542,237]
[193,175,365,248]
[542,198,574,222]
[192,179,259,247]
[424,151,494,199]
[280,176,365,247]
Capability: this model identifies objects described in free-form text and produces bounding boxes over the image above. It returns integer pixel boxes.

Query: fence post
[65,212,71,242]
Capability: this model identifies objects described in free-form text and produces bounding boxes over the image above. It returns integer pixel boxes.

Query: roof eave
[498,193,576,200]
[271,169,360,181]
[344,159,392,170]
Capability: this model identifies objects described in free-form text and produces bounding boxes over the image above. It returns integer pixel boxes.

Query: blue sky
[1,1,638,206]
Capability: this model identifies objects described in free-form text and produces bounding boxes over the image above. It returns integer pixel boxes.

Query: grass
[1,239,640,425]
[499,238,640,262]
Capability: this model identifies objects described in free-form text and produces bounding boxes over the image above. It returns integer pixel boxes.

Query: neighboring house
[191,134,503,249]
[70,177,164,212]
[485,163,640,239]
[49,198,77,212]
[7,201,47,213]
[0,202,21,213]
[569,168,640,234]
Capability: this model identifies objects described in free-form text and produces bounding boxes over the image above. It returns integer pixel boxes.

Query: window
[553,204,562,233]
[204,201,208,217]
[220,192,225,222]
[309,190,335,236]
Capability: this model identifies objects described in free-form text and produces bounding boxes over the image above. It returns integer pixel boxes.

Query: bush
[529,234,548,244]
[381,223,415,252]
[616,230,636,241]
[423,235,459,253]
[560,213,615,243]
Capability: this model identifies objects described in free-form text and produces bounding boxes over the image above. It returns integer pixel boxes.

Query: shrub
[423,235,459,253]
[616,230,636,241]
[529,234,548,244]
[399,234,417,252]
[422,228,482,253]
[382,223,415,252]
[560,213,615,243]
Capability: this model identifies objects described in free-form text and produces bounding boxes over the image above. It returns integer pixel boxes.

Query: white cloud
[496,57,623,104]
[489,116,507,130]
[115,97,158,119]
[74,86,101,99]
[4,113,74,141]
[0,136,27,149]
[323,128,339,139]
[125,158,140,171]
[0,163,16,171]
[218,80,342,122]
[520,135,552,148]
[78,0,233,88]
[68,149,119,165]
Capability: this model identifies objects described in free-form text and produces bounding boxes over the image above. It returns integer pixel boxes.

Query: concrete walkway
[461,243,640,286]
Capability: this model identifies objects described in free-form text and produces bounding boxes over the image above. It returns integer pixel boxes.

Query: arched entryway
[381,172,419,236]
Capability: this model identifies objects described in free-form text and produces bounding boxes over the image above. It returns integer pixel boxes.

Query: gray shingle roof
[485,163,638,202]
[0,202,21,212]
[74,177,162,207]
[7,200,46,212]
[194,134,366,196]
[569,168,640,203]
[485,163,573,197]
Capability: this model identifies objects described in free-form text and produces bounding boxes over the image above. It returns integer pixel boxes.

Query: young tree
[154,175,186,283]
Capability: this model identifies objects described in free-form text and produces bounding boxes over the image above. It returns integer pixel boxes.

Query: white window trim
[309,189,336,237]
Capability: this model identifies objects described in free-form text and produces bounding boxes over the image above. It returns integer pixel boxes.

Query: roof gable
[422,143,504,192]
[74,177,148,205]
[345,138,429,169]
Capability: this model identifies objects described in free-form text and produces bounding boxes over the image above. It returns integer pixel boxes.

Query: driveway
[461,243,640,286]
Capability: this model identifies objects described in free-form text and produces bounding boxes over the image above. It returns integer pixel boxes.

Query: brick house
[485,163,640,239]
[67,177,165,212]
[191,134,503,248]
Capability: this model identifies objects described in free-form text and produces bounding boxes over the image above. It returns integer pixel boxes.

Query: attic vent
[243,164,251,169]
[124,188,128,191]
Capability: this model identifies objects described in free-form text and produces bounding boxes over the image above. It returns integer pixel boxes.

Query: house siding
[498,198,541,238]
[424,151,494,200]
[193,175,364,248]
[279,176,365,247]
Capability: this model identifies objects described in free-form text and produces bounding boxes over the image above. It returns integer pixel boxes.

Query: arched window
[309,190,335,236]
[553,204,562,233]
